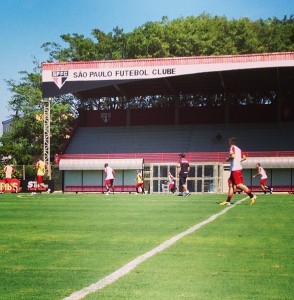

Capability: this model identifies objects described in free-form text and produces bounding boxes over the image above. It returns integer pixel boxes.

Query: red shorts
[136,183,144,188]
[105,179,114,186]
[37,176,44,184]
[228,170,244,185]
[260,179,267,185]
[5,178,12,184]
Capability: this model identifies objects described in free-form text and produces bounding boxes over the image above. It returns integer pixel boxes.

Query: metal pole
[43,98,51,179]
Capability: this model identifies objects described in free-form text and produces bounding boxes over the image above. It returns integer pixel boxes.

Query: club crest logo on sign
[101,113,111,123]
[52,71,69,89]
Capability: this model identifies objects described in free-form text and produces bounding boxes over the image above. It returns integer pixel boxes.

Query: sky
[0,0,293,135]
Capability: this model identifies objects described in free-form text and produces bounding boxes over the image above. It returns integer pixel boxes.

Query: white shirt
[168,173,175,184]
[105,166,114,180]
[229,145,243,172]
[258,166,268,179]
[4,165,14,178]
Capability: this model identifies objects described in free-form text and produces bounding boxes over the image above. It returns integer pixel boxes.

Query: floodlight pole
[43,98,51,179]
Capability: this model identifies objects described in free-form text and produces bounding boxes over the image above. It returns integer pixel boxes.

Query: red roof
[43,52,294,69]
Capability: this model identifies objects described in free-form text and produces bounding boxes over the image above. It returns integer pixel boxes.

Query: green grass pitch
[0,192,293,299]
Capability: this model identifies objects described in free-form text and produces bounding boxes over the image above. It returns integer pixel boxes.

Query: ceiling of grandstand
[74,67,294,98]
[42,52,294,99]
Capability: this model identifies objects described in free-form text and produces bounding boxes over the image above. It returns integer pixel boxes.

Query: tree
[40,13,294,109]
[0,61,75,164]
[2,13,294,163]
[42,14,294,62]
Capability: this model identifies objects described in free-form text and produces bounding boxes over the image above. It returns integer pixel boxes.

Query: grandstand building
[42,52,294,193]
[2,118,13,135]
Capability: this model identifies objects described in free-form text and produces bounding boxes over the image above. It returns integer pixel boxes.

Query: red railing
[55,151,294,165]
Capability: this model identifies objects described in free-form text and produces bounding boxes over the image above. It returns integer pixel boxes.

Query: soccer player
[34,157,50,194]
[1,161,18,193]
[253,163,273,194]
[219,137,256,205]
[104,163,115,195]
[168,171,176,193]
[135,170,144,194]
[177,153,191,196]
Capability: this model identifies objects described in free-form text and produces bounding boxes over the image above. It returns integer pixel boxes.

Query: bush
[25,165,36,180]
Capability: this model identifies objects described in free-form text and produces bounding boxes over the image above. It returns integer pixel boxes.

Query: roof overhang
[42,52,294,99]
[59,158,144,170]
[242,157,294,169]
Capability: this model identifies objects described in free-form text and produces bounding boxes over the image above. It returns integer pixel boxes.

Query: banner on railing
[21,180,54,193]
[0,179,55,193]
[0,179,21,193]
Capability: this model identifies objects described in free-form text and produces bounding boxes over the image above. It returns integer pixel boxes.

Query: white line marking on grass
[64,196,249,300]
[17,194,33,199]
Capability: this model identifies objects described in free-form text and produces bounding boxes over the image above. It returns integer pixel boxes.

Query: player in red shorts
[33,158,49,194]
[135,170,144,194]
[168,171,176,194]
[104,163,115,195]
[219,137,256,206]
[1,161,18,193]
[253,163,273,194]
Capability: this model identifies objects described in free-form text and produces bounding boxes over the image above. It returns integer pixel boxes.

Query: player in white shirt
[253,163,273,194]
[219,137,256,206]
[1,161,18,193]
[168,171,176,193]
[104,163,115,195]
